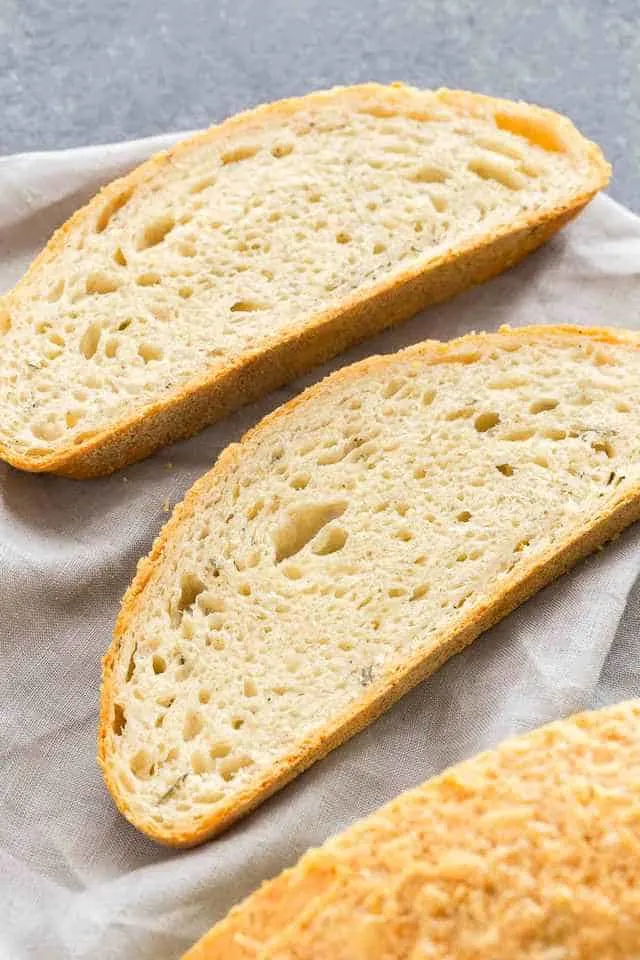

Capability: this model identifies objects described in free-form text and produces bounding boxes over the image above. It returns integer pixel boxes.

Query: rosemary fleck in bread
[184,700,640,960]
[99,325,640,847]
[0,84,608,477]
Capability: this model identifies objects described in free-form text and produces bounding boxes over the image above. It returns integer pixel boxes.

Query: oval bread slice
[0,83,608,477]
[99,324,640,847]
[183,699,640,959]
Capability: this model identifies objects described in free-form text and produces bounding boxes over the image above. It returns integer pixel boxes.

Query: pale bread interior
[102,328,640,843]
[0,85,603,467]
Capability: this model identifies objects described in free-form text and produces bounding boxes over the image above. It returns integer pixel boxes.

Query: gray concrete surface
[1,0,638,209]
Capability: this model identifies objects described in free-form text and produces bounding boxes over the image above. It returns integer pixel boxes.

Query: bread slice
[183,699,640,960]
[99,324,640,847]
[0,84,608,478]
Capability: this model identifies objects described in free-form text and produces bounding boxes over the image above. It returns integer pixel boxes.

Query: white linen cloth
[1,134,640,960]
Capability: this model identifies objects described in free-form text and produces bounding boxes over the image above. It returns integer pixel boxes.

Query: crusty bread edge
[0,83,609,478]
[182,699,640,960]
[98,323,640,847]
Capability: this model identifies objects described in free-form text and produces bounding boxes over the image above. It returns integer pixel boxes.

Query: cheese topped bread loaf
[184,699,640,959]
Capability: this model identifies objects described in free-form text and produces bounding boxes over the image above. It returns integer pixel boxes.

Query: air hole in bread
[592,439,614,458]
[96,187,133,233]
[496,463,514,476]
[290,473,310,490]
[317,443,350,466]
[125,649,137,682]
[32,420,64,441]
[410,583,430,601]
[190,175,216,194]
[65,410,83,428]
[383,378,406,399]
[219,754,252,781]
[138,343,164,363]
[382,142,412,155]
[172,572,205,626]
[312,525,348,556]
[530,398,559,414]
[273,501,348,563]
[468,155,525,191]
[447,407,474,421]
[494,111,564,152]
[474,134,524,161]
[243,678,257,697]
[152,655,166,675]
[112,703,126,735]
[504,428,535,442]
[427,190,448,213]
[79,322,102,360]
[136,272,161,287]
[246,499,264,520]
[183,710,203,742]
[409,165,450,184]
[336,231,352,244]
[130,749,154,779]
[191,750,211,774]
[198,593,225,615]
[46,278,65,302]
[271,142,294,158]
[221,145,259,165]
[86,271,120,295]
[489,376,528,390]
[457,511,472,522]
[394,528,413,543]
[474,412,500,432]
[104,338,118,359]
[230,300,266,313]
[136,215,175,251]
[113,247,127,267]
[543,428,567,441]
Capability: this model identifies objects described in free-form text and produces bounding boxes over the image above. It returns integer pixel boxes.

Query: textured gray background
[1,0,638,209]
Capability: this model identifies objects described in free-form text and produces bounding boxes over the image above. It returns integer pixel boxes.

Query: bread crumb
[162,498,170,512]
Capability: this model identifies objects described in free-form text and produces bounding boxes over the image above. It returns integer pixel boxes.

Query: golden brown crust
[99,324,640,848]
[0,83,609,478]
[184,700,640,960]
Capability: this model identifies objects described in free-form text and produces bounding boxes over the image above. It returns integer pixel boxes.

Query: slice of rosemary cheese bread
[183,699,640,960]
[0,84,608,477]
[99,325,640,847]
